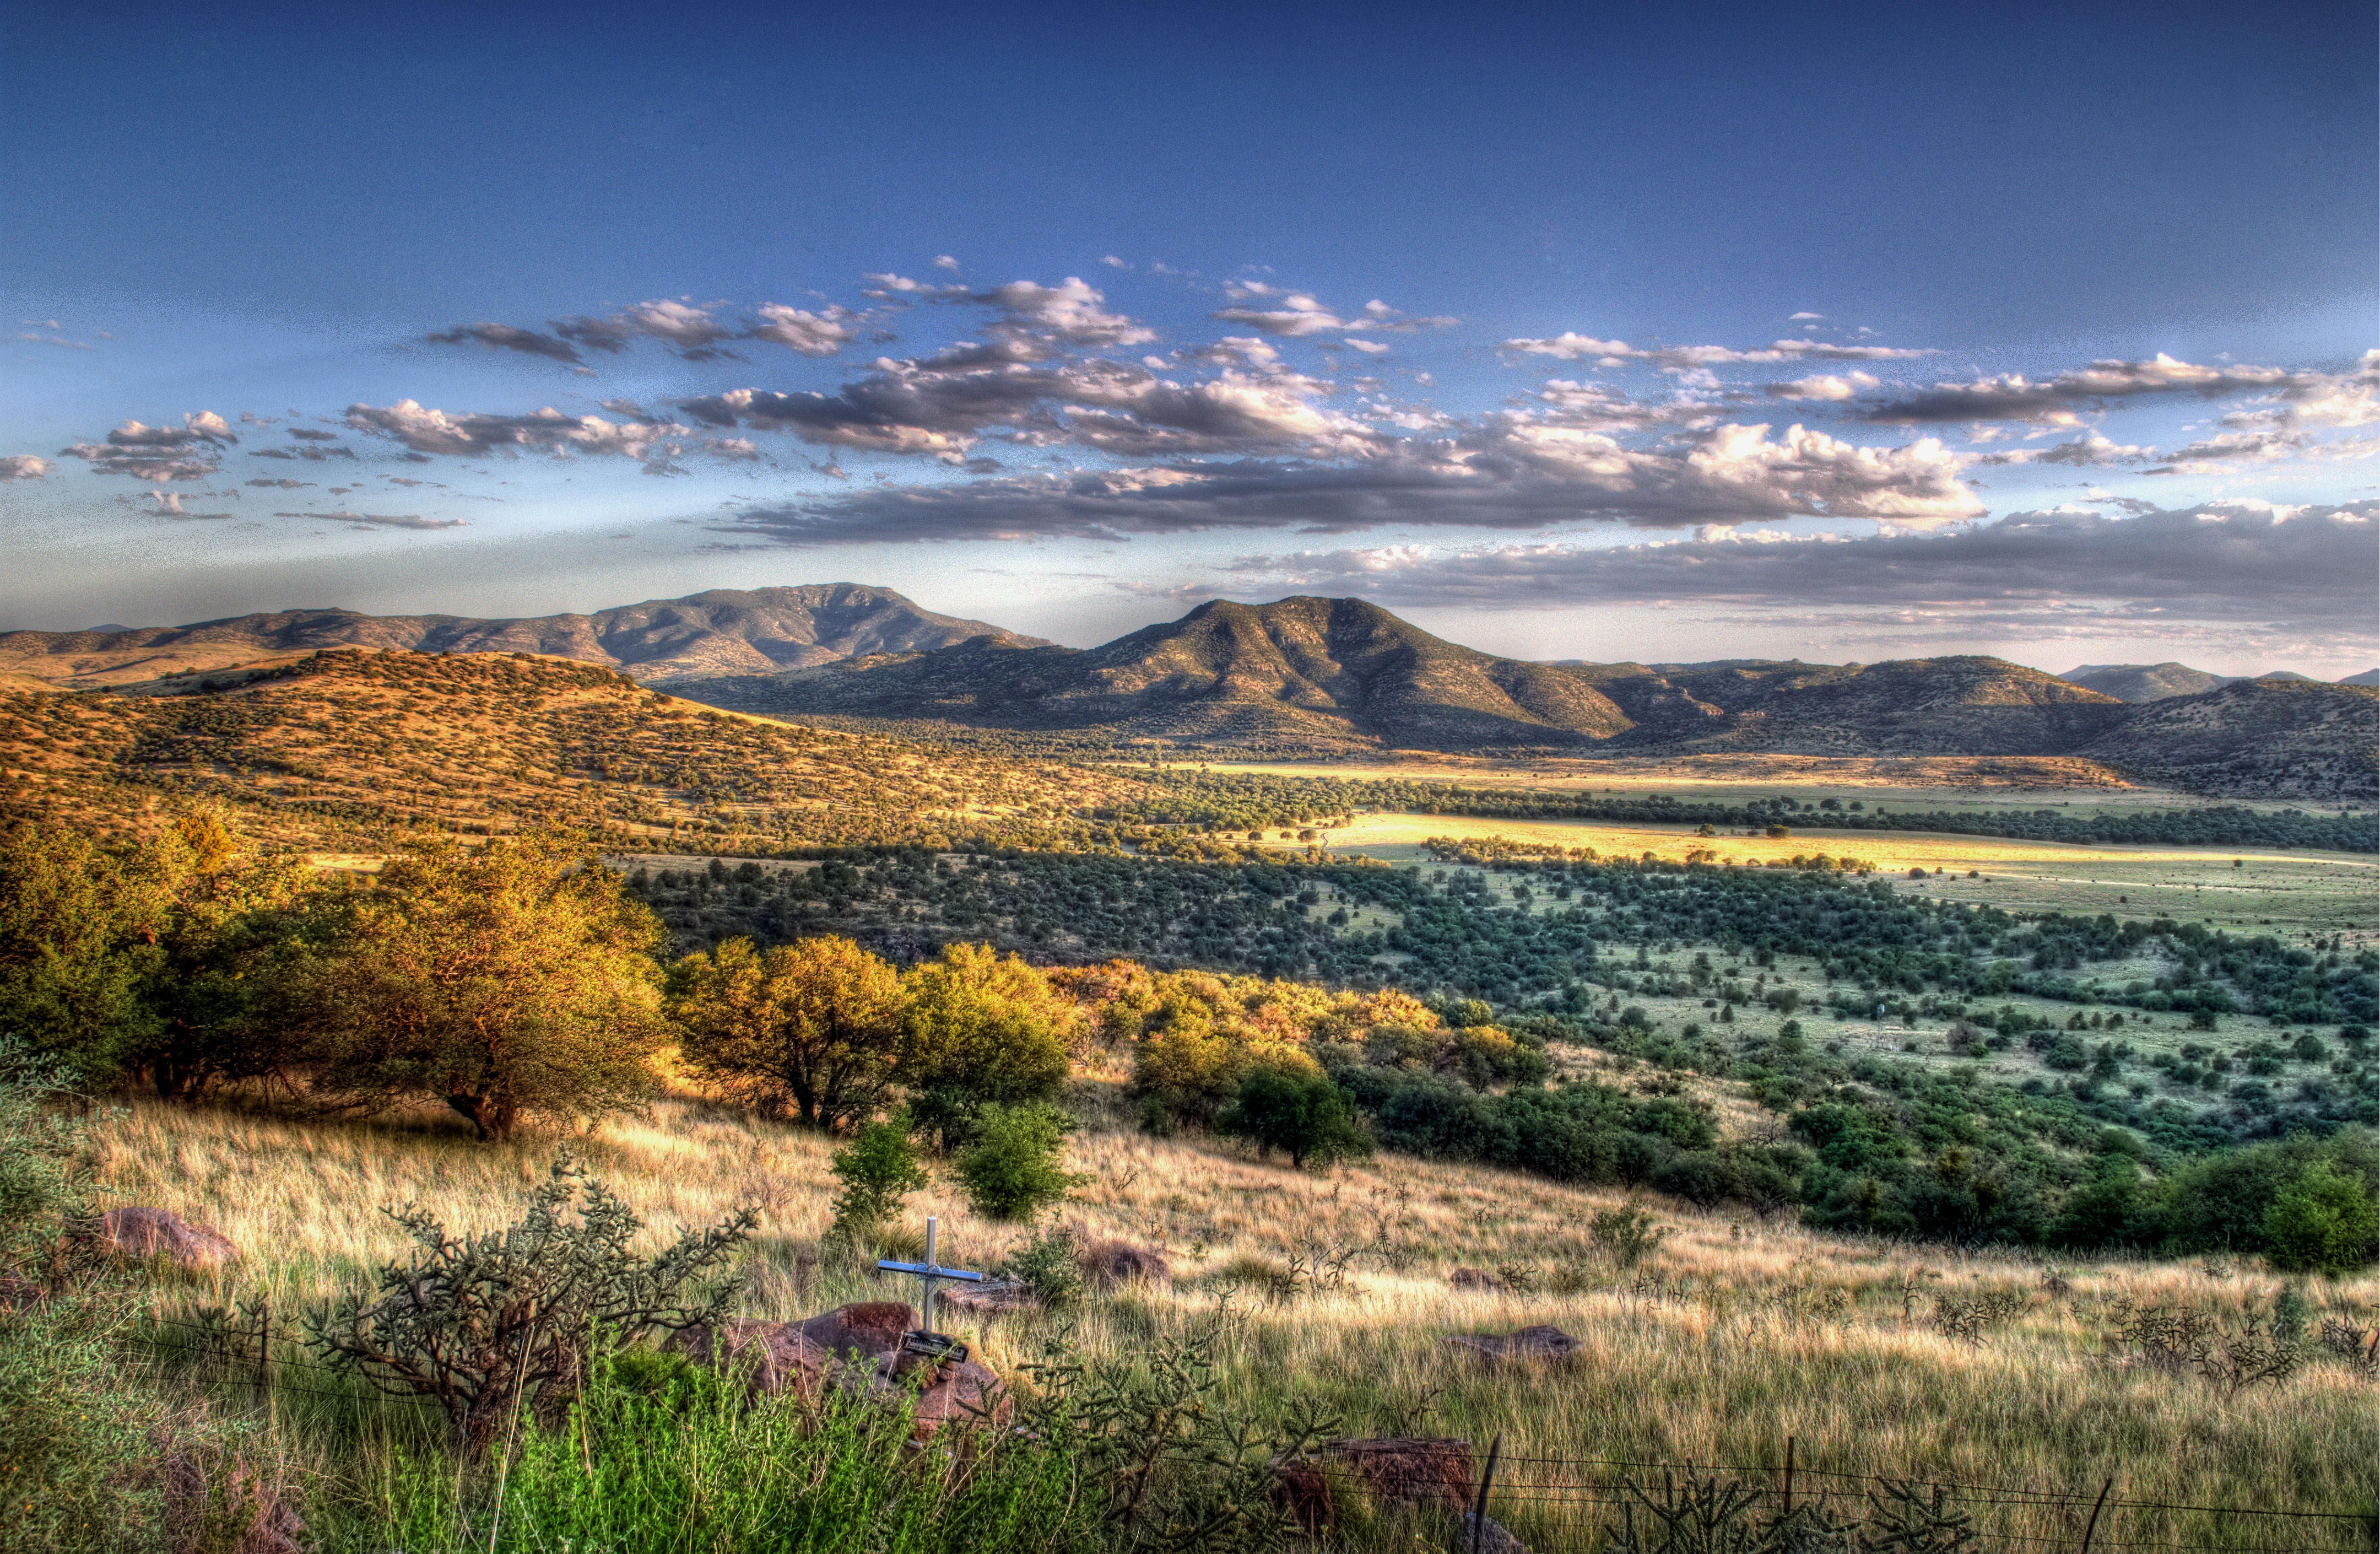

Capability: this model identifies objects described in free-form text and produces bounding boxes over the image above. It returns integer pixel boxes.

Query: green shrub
[1216,1070,1371,1171]
[827,1117,928,1244]
[2263,1159,2380,1274]
[954,1104,1085,1222]
[1589,1201,1670,1268]
[302,1153,755,1450]
[997,1225,1087,1310]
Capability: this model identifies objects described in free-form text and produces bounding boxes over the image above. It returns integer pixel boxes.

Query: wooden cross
[875,1216,985,1335]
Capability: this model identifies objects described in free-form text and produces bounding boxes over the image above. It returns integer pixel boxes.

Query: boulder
[99,1208,237,1272]
[1275,1437,1481,1536]
[664,1318,834,1396]
[905,1356,1010,1439]
[792,1300,916,1362]
[1440,1324,1581,1365]
[1449,1267,1507,1292]
[939,1279,1036,1321]
[1079,1238,1171,1289]
[668,1301,1008,1438]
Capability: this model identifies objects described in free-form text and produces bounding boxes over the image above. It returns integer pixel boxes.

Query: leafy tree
[668,935,904,1128]
[127,807,324,1101]
[306,1154,753,1451]
[954,1103,1084,1221]
[1216,1070,1371,1170]
[304,834,668,1140]
[898,943,1075,1147]
[0,821,163,1081]
[2262,1159,2379,1274]
[827,1118,929,1244]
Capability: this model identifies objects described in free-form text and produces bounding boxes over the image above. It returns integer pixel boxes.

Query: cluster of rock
[1274,1436,1529,1553]
[666,1301,1005,1439]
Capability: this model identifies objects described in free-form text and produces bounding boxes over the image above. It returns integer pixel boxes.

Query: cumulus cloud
[2216,349,2380,433]
[1163,501,2378,641]
[425,322,585,363]
[148,492,231,520]
[1211,284,1457,338]
[553,299,740,361]
[1766,371,1879,401]
[748,303,859,355]
[57,412,236,481]
[971,278,1155,346]
[677,348,1380,462]
[1864,352,2315,425]
[706,419,1981,547]
[343,400,686,459]
[1,455,51,479]
[249,444,356,462]
[1503,334,1932,367]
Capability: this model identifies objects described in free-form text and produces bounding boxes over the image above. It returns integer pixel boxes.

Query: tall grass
[99,1088,2379,1551]
[343,1356,1100,1554]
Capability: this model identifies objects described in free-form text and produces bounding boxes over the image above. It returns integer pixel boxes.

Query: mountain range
[0,585,1046,690]
[2055,662,2368,702]
[5,587,2372,799]
[679,596,2376,798]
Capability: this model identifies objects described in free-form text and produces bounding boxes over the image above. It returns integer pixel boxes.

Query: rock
[1079,1238,1171,1289]
[939,1279,1036,1321]
[904,1356,1010,1439]
[792,1300,916,1363]
[99,1208,237,1272]
[669,1301,1008,1438]
[1450,1267,1507,1292]
[1463,1509,1533,1553]
[160,1440,304,1554]
[1275,1437,1480,1536]
[1440,1324,1581,1365]
[664,1318,835,1396]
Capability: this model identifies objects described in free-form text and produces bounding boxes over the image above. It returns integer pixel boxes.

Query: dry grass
[98,1087,2377,1551]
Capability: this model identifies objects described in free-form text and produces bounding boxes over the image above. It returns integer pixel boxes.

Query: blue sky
[3,0,2373,675]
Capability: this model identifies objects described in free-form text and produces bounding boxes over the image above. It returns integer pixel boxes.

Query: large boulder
[1079,1238,1171,1289]
[792,1301,916,1362]
[98,1208,237,1272]
[939,1279,1036,1321]
[1440,1324,1581,1366]
[667,1301,1007,1438]
[1275,1438,1497,1539]
[1449,1267,1507,1292]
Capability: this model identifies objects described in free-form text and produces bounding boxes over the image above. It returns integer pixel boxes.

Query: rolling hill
[2060,662,2238,702]
[681,597,2130,753]
[675,595,2376,798]
[0,584,1045,690]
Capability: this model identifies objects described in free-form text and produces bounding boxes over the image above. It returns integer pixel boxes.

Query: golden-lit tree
[666,934,903,1129]
[307,834,666,1140]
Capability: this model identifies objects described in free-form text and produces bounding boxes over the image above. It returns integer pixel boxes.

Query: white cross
[876,1216,985,1336]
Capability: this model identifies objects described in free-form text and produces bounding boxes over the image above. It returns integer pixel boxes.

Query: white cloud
[1864,352,2330,425]
[971,277,1156,346]
[1765,371,1879,401]
[747,303,859,356]
[0,455,51,479]
[57,413,237,481]
[343,401,686,459]
[1503,334,1933,366]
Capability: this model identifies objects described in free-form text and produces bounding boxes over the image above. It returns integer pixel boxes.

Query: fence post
[1470,1433,1503,1554]
[1783,1436,1795,1515]
[256,1305,272,1411]
[2079,1477,2113,1554]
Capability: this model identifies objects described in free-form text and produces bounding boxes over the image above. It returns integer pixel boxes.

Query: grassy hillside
[0,583,1045,689]
[0,647,1246,855]
[105,1087,2379,1551]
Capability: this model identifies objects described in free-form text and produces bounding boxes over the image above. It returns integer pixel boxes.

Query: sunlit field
[102,1081,2378,1552]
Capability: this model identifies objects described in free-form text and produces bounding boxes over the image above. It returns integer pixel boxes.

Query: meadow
[103,1081,2379,1553]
